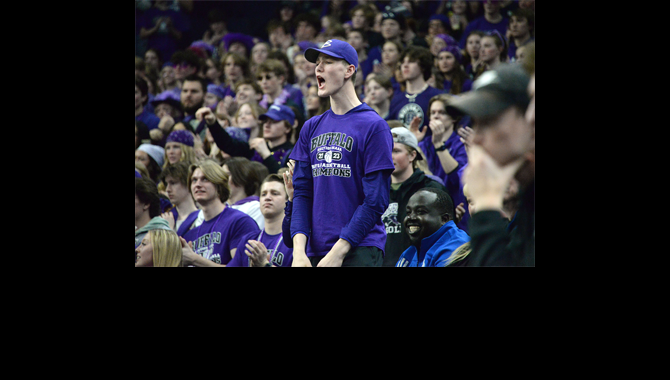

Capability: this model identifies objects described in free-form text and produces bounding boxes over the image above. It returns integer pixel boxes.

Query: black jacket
[382,170,446,267]
[467,178,535,266]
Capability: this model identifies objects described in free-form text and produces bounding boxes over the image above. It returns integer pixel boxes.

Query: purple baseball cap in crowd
[166,129,194,147]
[150,90,183,111]
[304,39,358,71]
[259,104,295,125]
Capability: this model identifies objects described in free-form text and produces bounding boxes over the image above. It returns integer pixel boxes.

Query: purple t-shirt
[289,103,395,257]
[180,207,260,265]
[388,86,444,135]
[227,230,294,267]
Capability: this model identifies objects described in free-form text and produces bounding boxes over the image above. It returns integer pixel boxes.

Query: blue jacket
[396,221,470,267]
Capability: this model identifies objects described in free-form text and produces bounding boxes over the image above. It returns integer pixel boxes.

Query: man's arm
[318,168,392,267]
[290,160,313,267]
[195,107,253,158]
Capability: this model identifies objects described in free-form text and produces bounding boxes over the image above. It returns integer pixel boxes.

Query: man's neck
[174,198,198,220]
[264,214,283,235]
[405,77,428,95]
[227,189,248,206]
[266,87,283,103]
[330,82,362,115]
[513,33,531,48]
[135,105,144,117]
[267,135,287,149]
[371,99,390,118]
[200,200,225,221]
[485,12,503,24]
[135,212,152,230]
[391,167,413,184]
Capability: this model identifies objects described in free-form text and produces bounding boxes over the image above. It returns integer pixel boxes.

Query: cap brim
[446,91,512,119]
[304,47,344,64]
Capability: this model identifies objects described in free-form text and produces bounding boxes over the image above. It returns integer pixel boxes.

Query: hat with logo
[304,39,358,71]
[390,127,423,160]
[446,63,530,119]
[259,104,295,125]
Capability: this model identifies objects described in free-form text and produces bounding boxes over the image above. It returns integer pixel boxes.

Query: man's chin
[184,104,203,115]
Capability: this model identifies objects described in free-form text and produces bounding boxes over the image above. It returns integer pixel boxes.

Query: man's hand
[409,116,426,142]
[245,240,272,267]
[429,119,448,148]
[457,126,474,156]
[291,249,312,267]
[463,145,525,212]
[454,202,465,225]
[282,160,295,201]
[195,107,217,125]
[179,237,198,266]
[317,239,351,267]
[160,211,176,230]
[249,137,271,159]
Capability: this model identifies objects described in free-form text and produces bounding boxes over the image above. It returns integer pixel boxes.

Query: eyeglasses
[256,74,275,81]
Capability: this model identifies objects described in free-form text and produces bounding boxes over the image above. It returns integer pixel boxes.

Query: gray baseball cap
[446,63,530,119]
[390,127,423,160]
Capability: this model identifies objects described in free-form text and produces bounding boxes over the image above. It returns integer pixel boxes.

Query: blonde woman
[162,129,197,169]
[135,228,183,267]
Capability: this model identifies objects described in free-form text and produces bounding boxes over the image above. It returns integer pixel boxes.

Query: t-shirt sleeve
[363,123,395,175]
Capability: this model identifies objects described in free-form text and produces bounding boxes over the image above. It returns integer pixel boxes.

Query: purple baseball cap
[304,39,358,71]
[150,90,183,111]
[259,104,295,125]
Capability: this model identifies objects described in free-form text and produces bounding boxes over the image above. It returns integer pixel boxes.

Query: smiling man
[396,188,470,267]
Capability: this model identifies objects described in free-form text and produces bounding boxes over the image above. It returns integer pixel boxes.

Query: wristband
[264,262,272,267]
[434,143,448,152]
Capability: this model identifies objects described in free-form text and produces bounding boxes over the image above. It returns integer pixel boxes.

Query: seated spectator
[178,160,260,266]
[135,177,171,254]
[135,144,164,184]
[227,174,294,267]
[382,127,447,267]
[136,76,161,131]
[135,228,183,267]
[158,161,199,233]
[222,157,264,230]
[257,59,303,115]
[396,188,470,267]
[163,130,197,168]
[363,73,394,120]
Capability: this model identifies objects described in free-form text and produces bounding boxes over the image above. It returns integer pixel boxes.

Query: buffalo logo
[316,151,342,162]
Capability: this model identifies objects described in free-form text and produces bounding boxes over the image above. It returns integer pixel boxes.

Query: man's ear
[345,64,355,80]
[441,213,451,223]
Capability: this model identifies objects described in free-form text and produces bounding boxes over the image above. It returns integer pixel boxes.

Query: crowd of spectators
[135,0,535,267]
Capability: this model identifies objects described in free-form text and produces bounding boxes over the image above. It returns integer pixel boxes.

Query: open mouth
[317,75,325,89]
[406,224,421,235]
